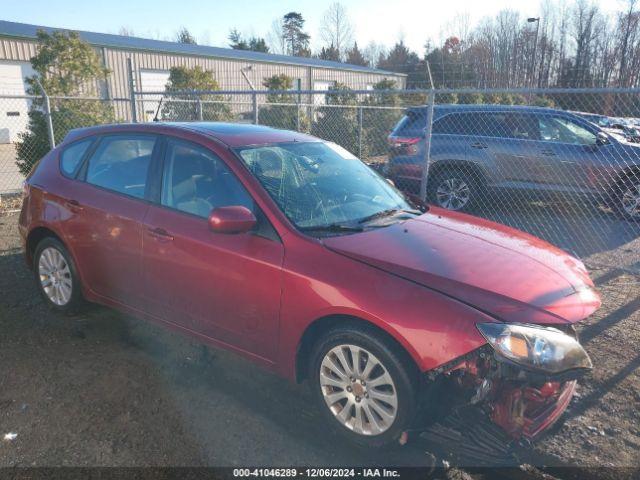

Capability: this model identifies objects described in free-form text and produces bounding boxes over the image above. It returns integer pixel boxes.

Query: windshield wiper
[357,208,421,224]
[299,223,364,233]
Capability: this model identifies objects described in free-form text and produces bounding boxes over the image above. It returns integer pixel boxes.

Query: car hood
[322,208,600,324]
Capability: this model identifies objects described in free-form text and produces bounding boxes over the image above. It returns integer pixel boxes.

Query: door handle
[147,227,174,242]
[470,142,488,149]
[540,150,556,156]
[65,199,83,212]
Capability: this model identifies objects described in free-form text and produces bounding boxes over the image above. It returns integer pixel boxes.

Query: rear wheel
[428,169,479,212]
[613,175,640,221]
[309,326,419,448]
[34,237,85,314]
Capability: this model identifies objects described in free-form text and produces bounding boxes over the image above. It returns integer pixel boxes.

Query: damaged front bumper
[422,325,591,442]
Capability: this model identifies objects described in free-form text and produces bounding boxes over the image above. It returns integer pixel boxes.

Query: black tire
[610,174,640,222]
[309,325,420,448]
[427,169,479,213]
[33,237,85,315]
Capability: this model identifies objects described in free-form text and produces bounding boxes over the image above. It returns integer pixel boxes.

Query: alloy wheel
[319,344,398,436]
[621,183,640,218]
[38,247,72,306]
[436,177,471,210]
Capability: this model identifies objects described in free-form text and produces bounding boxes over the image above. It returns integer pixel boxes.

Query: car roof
[63,122,319,148]
[405,103,562,119]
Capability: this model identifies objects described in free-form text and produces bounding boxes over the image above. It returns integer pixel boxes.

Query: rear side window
[60,139,92,178]
[433,112,540,140]
[432,113,471,135]
[85,135,156,199]
[392,112,426,137]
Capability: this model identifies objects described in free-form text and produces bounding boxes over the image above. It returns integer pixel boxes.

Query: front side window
[60,139,93,178]
[85,135,156,199]
[161,140,253,218]
[538,115,597,145]
[237,141,412,230]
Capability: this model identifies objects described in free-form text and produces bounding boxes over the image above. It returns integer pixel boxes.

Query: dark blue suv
[385,104,640,220]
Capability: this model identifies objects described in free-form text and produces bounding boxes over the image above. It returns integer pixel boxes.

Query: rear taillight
[388,136,421,155]
[22,181,30,199]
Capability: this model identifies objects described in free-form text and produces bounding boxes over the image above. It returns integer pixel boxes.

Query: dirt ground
[0,209,639,478]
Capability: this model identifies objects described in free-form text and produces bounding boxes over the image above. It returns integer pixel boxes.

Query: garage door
[140,70,170,122]
[0,61,35,143]
[313,81,335,106]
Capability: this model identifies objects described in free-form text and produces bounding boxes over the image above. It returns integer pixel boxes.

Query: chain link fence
[2,87,639,308]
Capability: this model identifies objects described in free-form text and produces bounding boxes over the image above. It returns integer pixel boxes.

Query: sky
[0,0,623,54]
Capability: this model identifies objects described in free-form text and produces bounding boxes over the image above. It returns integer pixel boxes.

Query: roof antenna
[153,97,164,122]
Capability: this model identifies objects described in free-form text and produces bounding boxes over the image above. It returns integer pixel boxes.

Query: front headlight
[477,323,592,374]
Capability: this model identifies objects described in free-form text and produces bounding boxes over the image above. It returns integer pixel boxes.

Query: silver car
[387,105,640,220]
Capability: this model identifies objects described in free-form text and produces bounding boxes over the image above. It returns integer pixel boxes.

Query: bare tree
[319,2,354,61]
[118,26,135,37]
[267,18,287,54]
[363,41,387,68]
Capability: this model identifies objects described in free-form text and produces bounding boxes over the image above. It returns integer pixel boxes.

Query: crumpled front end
[422,324,590,443]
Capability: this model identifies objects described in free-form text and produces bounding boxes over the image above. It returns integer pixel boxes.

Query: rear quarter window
[393,112,426,137]
[60,139,93,178]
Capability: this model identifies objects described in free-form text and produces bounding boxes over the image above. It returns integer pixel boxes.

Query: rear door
[61,134,159,308]
[474,112,544,188]
[141,137,284,361]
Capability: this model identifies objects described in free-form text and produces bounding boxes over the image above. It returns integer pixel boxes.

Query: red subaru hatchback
[19,122,600,448]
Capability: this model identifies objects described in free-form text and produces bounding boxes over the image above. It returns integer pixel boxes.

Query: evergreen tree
[311,83,359,154]
[16,30,114,175]
[345,42,368,66]
[229,29,270,53]
[176,27,197,44]
[282,12,311,57]
[260,74,309,131]
[161,66,232,121]
[318,44,340,61]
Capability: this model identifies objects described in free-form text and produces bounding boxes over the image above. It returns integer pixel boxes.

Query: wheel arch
[613,165,640,189]
[25,226,64,267]
[294,314,421,384]
[428,160,489,187]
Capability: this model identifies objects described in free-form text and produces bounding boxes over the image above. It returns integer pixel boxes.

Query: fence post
[35,78,55,149]
[419,90,435,203]
[127,58,138,123]
[252,92,259,125]
[197,97,204,121]
[357,106,363,158]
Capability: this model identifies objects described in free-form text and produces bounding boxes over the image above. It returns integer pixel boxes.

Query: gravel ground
[0,210,639,478]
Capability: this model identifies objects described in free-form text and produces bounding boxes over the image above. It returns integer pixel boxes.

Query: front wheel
[309,326,419,448]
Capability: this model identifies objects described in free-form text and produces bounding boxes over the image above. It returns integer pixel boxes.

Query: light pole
[528,17,541,91]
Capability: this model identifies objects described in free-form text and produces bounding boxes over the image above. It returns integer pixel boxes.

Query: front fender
[276,238,494,380]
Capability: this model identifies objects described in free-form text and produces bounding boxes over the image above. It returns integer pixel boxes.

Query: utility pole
[528,17,541,93]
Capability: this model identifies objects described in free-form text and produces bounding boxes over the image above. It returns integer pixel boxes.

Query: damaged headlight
[476,323,592,374]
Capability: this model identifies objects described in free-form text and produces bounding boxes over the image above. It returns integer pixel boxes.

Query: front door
[142,138,284,361]
[534,113,602,193]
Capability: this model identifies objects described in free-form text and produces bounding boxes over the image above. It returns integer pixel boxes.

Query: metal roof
[0,20,404,76]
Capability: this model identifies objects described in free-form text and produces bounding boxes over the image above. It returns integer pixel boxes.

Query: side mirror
[208,206,257,234]
[596,131,610,146]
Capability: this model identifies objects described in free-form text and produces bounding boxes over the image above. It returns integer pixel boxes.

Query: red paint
[208,206,257,234]
[19,123,600,437]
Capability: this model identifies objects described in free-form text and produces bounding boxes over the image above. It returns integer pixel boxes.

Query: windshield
[236,141,413,231]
